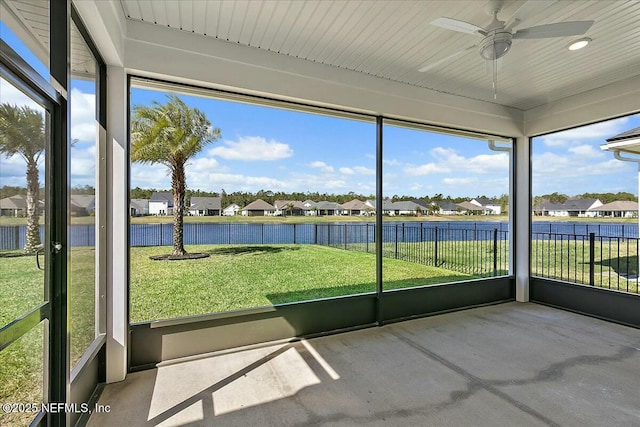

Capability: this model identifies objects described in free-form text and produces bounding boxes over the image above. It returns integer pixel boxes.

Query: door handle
[35,244,45,271]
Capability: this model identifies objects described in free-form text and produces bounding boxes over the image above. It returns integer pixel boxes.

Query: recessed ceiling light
[567,37,592,51]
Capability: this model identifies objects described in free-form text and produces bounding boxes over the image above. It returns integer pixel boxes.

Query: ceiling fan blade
[418,45,476,72]
[513,20,594,39]
[431,17,487,35]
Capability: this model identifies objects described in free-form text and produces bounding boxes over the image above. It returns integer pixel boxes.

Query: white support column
[106,66,128,382]
[515,136,531,302]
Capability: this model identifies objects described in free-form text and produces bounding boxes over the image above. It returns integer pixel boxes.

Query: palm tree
[0,104,45,253]
[131,95,221,258]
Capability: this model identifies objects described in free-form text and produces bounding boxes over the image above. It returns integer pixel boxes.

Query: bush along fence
[532,232,639,294]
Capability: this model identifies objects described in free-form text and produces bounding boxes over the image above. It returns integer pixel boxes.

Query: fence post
[344,223,347,250]
[314,224,318,244]
[261,223,264,244]
[15,226,20,250]
[589,232,595,286]
[327,224,331,246]
[159,224,163,246]
[420,224,423,242]
[402,223,405,242]
[395,224,398,259]
[434,227,438,266]
[366,224,369,252]
[293,223,296,244]
[493,228,498,276]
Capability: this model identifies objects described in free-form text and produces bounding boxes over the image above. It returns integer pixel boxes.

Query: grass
[0,248,95,426]
[130,244,470,322]
[531,237,638,292]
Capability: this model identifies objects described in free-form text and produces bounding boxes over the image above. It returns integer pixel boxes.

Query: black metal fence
[2,221,637,251]
[532,232,639,294]
[316,223,509,278]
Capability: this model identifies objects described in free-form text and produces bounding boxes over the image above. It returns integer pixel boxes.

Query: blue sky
[2,21,639,199]
[0,21,97,191]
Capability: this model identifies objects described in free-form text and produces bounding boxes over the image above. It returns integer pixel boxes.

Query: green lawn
[130,244,470,322]
[1,248,95,426]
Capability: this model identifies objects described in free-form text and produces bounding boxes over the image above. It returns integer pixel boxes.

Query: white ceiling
[2,0,96,77]
[117,0,640,111]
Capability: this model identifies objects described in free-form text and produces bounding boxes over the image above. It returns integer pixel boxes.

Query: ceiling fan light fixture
[567,37,591,51]
[479,32,512,60]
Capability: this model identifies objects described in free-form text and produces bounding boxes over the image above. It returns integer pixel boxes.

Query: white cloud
[204,173,288,190]
[442,177,477,186]
[540,117,630,147]
[0,78,41,109]
[353,166,375,175]
[70,88,96,143]
[209,136,293,161]
[339,167,354,175]
[187,156,220,171]
[404,163,451,176]
[426,147,509,174]
[383,158,402,167]
[309,161,334,173]
[567,144,604,159]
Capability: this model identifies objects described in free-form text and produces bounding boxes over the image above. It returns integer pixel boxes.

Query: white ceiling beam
[124,20,524,137]
[73,0,126,66]
[523,75,640,136]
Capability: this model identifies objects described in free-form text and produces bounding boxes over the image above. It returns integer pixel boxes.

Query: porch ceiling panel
[119,0,640,111]
[2,0,96,77]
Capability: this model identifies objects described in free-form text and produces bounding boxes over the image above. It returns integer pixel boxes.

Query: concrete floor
[88,302,640,426]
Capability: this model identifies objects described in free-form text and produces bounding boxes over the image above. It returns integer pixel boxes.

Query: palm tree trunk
[25,159,41,253]
[171,162,187,257]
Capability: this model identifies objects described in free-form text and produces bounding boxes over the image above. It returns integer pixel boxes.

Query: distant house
[130,198,149,216]
[189,197,221,216]
[387,200,425,216]
[589,200,638,218]
[341,199,369,216]
[365,199,395,215]
[222,203,240,216]
[435,201,459,215]
[273,200,305,216]
[241,199,275,216]
[302,200,318,216]
[0,195,27,217]
[149,192,173,216]
[543,198,603,217]
[470,198,501,215]
[456,201,484,214]
[315,201,344,216]
[70,194,95,216]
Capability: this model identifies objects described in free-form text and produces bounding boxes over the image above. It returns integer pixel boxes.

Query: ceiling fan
[420,1,594,99]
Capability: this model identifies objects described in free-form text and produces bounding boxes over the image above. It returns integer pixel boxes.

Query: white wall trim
[514,136,531,302]
[105,65,128,382]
